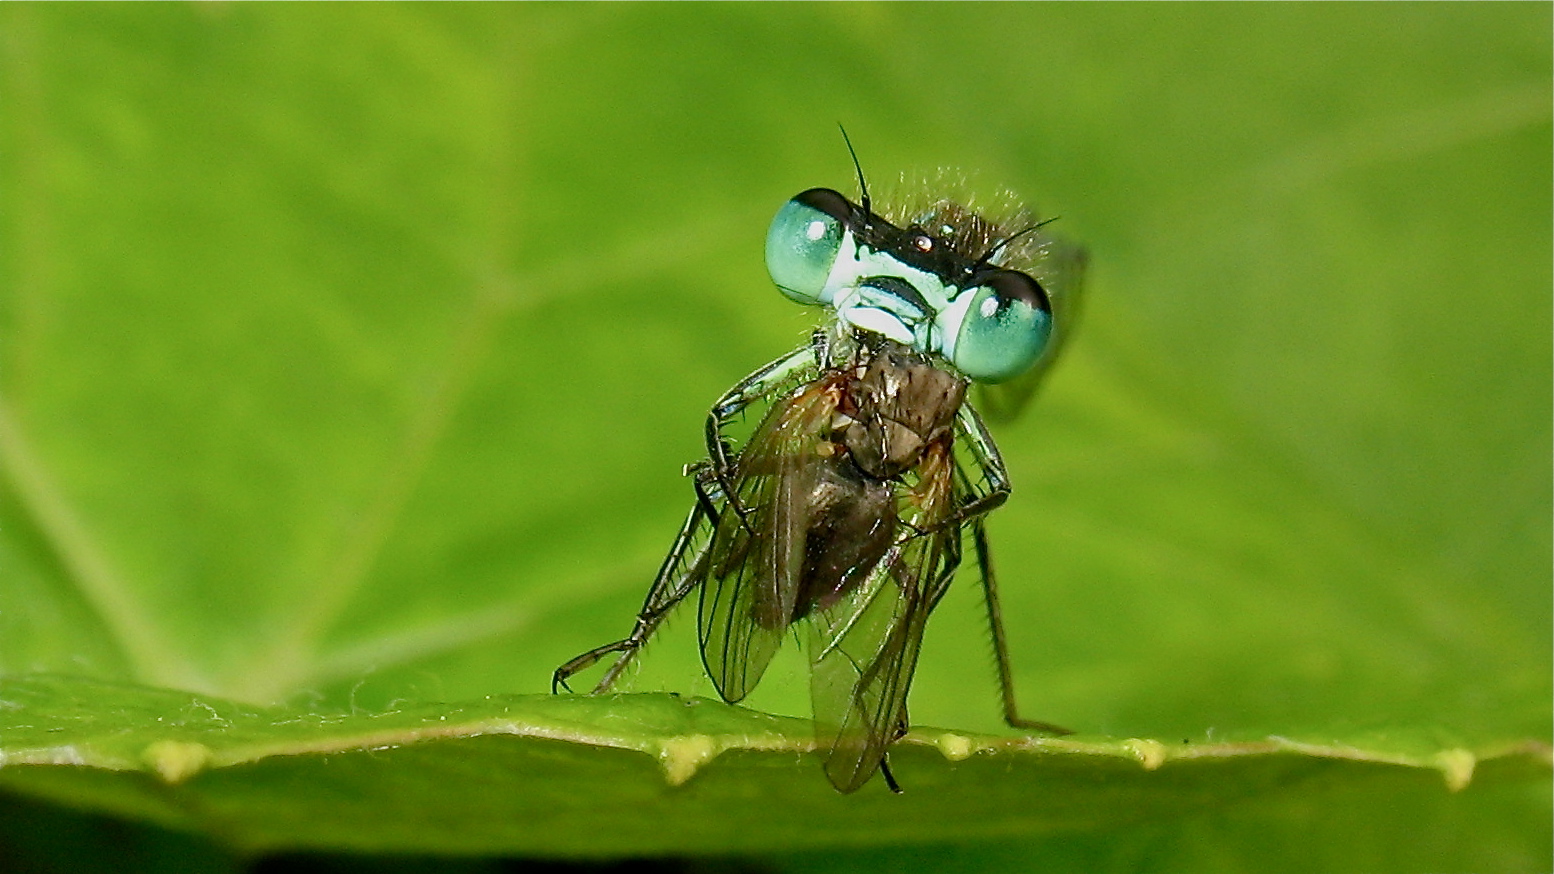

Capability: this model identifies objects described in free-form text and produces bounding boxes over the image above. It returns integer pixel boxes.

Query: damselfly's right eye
[766,188,852,305]
[951,269,1052,384]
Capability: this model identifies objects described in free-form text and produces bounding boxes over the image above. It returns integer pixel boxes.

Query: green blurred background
[0,3,1548,871]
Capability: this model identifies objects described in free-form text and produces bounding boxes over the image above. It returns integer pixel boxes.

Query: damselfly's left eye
[766,188,851,305]
[952,270,1052,383]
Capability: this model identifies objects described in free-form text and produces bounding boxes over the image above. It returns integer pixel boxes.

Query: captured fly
[553,143,1085,793]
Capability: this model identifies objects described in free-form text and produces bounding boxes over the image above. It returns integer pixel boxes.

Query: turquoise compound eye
[766,188,851,305]
[953,270,1053,383]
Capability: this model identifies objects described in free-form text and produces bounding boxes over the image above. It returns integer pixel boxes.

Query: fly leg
[877,712,911,794]
[552,501,714,694]
[970,516,1071,735]
[685,461,726,527]
[878,759,903,794]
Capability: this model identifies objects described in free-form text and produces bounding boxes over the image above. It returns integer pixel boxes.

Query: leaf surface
[0,4,1547,869]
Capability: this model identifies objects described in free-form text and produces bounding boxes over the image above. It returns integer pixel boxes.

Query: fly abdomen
[791,453,895,621]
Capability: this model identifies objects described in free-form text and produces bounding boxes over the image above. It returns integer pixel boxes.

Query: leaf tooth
[1123,738,1168,770]
[654,735,720,786]
[143,740,213,784]
[934,732,976,762]
[1432,747,1476,792]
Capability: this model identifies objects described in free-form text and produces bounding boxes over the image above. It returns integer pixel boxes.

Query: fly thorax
[841,343,967,480]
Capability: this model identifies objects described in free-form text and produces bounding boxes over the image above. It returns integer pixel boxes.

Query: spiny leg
[551,502,713,694]
[943,403,1014,527]
[971,517,1071,735]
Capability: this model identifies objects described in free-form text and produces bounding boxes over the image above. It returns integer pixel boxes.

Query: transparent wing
[698,378,839,703]
[977,233,1088,423]
[807,439,962,793]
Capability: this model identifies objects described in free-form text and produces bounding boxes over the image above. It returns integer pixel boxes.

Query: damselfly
[553,144,1085,793]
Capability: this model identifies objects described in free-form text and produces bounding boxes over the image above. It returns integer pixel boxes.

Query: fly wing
[807,439,962,793]
[699,379,839,703]
[976,234,1087,423]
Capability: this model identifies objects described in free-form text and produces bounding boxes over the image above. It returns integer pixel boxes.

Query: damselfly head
[764,168,1056,385]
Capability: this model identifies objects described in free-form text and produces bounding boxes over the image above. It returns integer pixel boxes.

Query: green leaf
[0,674,1546,858]
[0,4,1548,870]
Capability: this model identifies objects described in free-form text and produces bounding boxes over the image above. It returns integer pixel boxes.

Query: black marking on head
[860,275,932,319]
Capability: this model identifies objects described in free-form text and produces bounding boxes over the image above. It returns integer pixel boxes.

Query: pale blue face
[765,188,1052,384]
